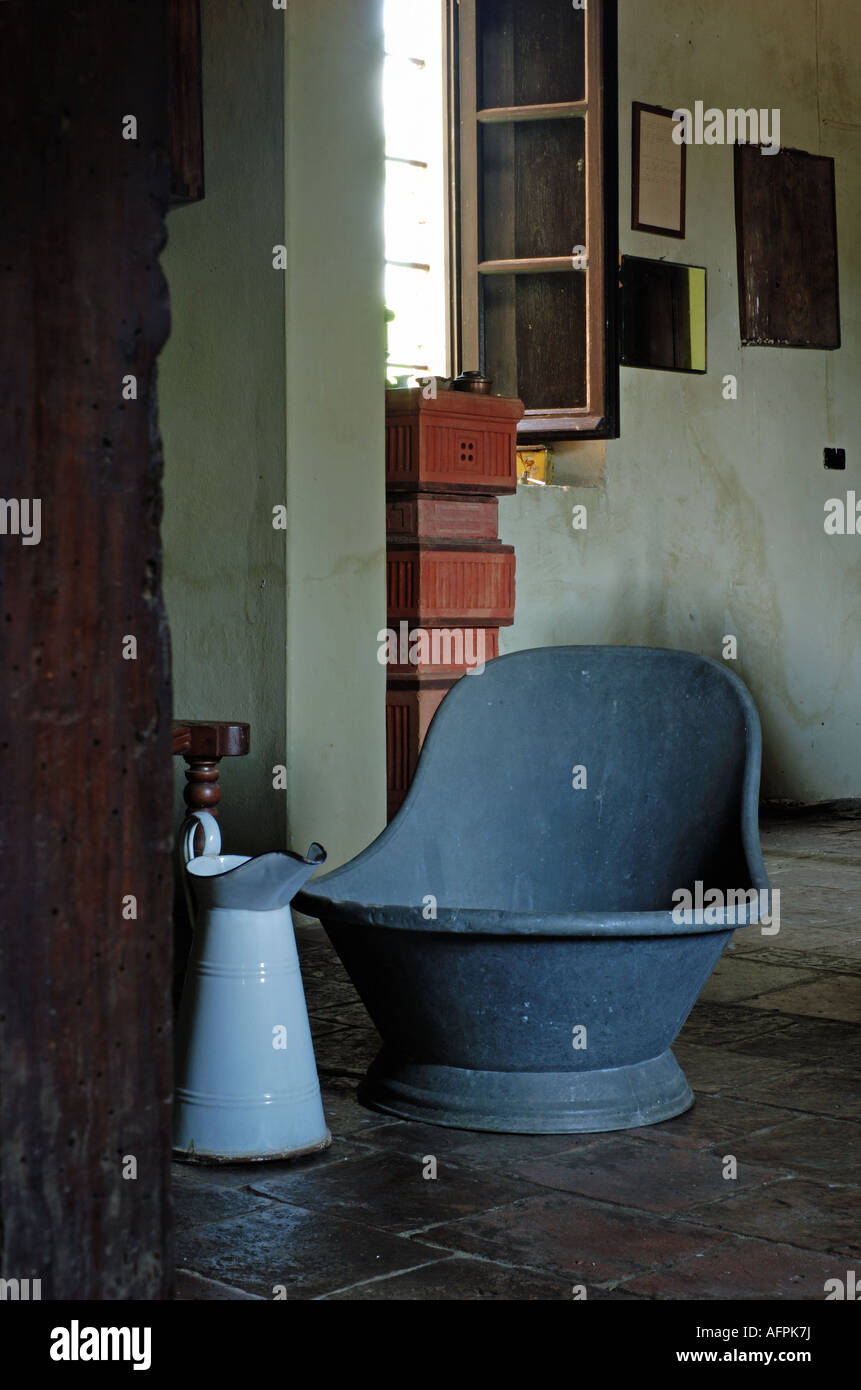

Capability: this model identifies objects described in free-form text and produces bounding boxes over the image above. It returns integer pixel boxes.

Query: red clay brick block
[384,626,499,677]
[386,389,523,495]
[387,545,515,625]
[384,387,523,818]
[386,683,454,817]
[386,495,499,541]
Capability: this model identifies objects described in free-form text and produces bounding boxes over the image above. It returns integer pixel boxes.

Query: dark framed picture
[632,102,686,238]
[734,143,840,348]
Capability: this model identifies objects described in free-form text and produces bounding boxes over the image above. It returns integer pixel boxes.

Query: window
[384,0,450,384]
[454,0,618,438]
[384,1,618,440]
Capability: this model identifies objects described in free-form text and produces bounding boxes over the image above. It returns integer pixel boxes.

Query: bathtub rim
[305,901,766,937]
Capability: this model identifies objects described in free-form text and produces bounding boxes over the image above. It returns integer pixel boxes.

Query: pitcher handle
[182,810,221,865]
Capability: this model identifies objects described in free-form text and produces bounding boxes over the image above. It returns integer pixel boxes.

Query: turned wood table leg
[182,756,222,855]
[170,720,250,1009]
[171,720,251,855]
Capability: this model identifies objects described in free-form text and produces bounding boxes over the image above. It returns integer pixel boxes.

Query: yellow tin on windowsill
[516,445,554,486]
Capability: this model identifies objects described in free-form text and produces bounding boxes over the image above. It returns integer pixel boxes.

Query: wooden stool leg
[172,719,250,855]
[182,755,222,856]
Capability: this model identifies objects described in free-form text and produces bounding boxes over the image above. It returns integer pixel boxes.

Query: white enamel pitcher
[174,811,331,1163]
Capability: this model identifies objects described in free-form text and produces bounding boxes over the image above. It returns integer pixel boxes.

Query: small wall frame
[734,144,840,349]
[631,102,686,238]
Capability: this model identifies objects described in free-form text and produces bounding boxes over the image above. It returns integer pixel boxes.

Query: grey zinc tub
[295,646,772,1133]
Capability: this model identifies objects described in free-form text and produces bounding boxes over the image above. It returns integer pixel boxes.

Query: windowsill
[517,438,606,490]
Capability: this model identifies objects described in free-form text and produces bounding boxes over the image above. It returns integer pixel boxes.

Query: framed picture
[632,102,686,238]
[734,144,840,348]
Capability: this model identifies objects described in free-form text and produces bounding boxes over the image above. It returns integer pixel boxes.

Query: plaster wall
[500,0,861,801]
[160,0,288,854]
[283,0,388,866]
[160,0,387,866]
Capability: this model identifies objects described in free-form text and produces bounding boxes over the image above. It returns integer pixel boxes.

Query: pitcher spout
[186,842,327,911]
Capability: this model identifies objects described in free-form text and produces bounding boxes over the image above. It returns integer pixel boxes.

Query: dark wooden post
[0,0,173,1299]
[168,0,205,204]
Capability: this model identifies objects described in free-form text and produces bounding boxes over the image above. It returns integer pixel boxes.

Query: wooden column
[385,388,523,818]
[0,0,173,1299]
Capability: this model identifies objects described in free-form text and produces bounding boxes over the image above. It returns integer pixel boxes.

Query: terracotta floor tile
[699,958,820,1005]
[722,936,771,955]
[622,1235,849,1300]
[727,1117,861,1184]
[760,821,861,862]
[672,1043,790,1096]
[424,1190,731,1283]
[751,922,861,952]
[309,1015,352,1040]
[679,1003,796,1049]
[511,1137,781,1213]
[321,1255,569,1301]
[360,1119,607,1170]
[310,1000,376,1028]
[744,974,861,1024]
[770,883,861,919]
[686,1178,861,1257]
[175,1269,266,1300]
[728,1017,861,1067]
[297,943,350,967]
[249,1149,531,1233]
[762,855,861,891]
[172,1159,265,1191]
[176,1202,441,1300]
[723,1067,861,1120]
[310,1027,382,1078]
[296,949,342,971]
[742,946,861,975]
[319,1075,398,1137]
[626,1094,799,1150]
[302,978,359,1004]
[172,1182,272,1232]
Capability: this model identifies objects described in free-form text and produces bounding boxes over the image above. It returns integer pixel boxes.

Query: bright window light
[383,0,447,385]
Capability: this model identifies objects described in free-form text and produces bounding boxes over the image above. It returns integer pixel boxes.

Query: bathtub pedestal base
[358,1047,694,1134]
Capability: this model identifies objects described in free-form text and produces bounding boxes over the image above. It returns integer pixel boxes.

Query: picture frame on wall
[734,143,840,349]
[632,102,686,238]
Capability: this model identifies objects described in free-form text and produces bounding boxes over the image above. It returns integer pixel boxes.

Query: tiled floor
[174,810,861,1301]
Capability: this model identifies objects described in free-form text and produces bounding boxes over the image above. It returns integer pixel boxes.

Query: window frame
[448,0,618,440]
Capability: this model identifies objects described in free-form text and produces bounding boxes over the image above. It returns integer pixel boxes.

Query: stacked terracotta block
[385,387,524,818]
